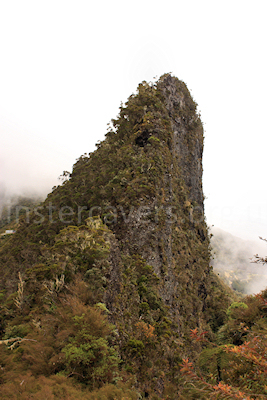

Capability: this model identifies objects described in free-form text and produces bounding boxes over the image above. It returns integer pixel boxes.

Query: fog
[0,115,73,198]
[0,1,266,244]
[210,227,267,295]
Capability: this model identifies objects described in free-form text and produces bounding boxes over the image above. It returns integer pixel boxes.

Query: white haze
[0,0,267,243]
[0,115,73,198]
[210,227,267,295]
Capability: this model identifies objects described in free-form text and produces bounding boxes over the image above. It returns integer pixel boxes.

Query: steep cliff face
[0,73,222,326]
[101,74,210,331]
[158,75,204,209]
[0,74,232,398]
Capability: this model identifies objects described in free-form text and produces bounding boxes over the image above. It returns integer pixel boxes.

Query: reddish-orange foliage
[181,327,267,399]
[213,382,252,400]
[255,293,267,309]
[226,336,267,372]
[189,327,208,342]
[180,358,254,399]
[180,358,193,374]
[135,321,155,339]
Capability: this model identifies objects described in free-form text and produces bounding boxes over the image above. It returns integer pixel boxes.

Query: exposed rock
[0,74,233,398]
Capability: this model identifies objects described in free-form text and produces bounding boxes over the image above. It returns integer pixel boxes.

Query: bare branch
[14,272,24,310]
[0,337,37,350]
[251,254,267,265]
[251,237,267,264]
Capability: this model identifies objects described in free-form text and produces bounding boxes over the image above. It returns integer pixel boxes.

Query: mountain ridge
[0,74,233,398]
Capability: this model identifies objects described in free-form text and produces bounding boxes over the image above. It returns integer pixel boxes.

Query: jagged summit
[0,74,232,398]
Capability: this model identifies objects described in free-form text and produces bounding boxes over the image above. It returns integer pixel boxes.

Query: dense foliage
[180,288,267,399]
[0,74,248,398]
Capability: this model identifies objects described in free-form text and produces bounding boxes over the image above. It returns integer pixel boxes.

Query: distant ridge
[210,226,267,294]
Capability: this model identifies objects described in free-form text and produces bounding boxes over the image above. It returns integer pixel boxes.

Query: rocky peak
[0,74,232,398]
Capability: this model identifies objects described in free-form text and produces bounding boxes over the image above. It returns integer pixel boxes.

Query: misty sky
[0,0,266,242]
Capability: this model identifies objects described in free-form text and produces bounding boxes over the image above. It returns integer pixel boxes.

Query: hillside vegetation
[0,74,266,399]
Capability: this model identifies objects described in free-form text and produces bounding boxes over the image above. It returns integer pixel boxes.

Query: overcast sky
[0,0,266,242]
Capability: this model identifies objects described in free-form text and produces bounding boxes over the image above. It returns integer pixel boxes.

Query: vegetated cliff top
[0,74,234,399]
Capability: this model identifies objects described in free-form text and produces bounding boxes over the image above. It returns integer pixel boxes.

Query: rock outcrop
[0,74,232,398]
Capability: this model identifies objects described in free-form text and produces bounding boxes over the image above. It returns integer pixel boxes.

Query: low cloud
[210,226,267,295]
